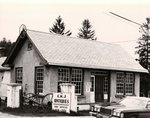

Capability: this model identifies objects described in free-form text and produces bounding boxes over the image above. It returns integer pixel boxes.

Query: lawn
[0,102,90,117]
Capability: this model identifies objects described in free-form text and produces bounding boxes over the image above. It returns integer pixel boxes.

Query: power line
[109,12,142,26]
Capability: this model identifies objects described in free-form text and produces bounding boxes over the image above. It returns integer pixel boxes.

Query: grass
[0,102,90,116]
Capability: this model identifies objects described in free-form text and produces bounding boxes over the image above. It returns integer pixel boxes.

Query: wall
[110,71,116,102]
[11,38,47,94]
[45,66,58,93]
[78,69,90,104]
[110,71,140,102]
[0,71,5,97]
[0,70,11,98]
[134,73,140,97]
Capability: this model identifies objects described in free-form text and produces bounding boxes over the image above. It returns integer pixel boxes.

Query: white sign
[104,93,108,100]
[52,93,70,113]
[86,82,91,92]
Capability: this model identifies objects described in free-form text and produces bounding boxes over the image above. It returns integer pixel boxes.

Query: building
[0,57,10,99]
[2,29,147,108]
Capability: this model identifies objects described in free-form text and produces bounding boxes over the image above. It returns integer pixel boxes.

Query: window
[58,68,70,92]
[35,67,44,94]
[116,72,124,95]
[125,73,134,95]
[90,75,95,92]
[27,41,32,50]
[58,67,83,95]
[71,69,82,94]
[103,77,109,94]
[116,72,134,96]
[15,67,23,84]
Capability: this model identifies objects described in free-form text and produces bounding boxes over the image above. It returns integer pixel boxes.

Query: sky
[0,0,150,59]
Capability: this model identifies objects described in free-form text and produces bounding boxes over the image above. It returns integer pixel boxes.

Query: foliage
[49,16,72,36]
[77,19,97,40]
[0,38,15,57]
[136,18,150,69]
[136,18,150,97]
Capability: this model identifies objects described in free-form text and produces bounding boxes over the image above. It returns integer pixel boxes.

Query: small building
[0,57,10,99]
[2,29,147,109]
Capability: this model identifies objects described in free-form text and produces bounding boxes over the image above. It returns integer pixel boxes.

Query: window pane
[58,68,70,92]
[116,72,134,96]
[58,67,83,95]
[103,77,108,93]
[71,69,83,94]
[35,67,44,94]
[125,73,134,95]
[16,67,23,84]
[90,76,95,92]
[116,72,124,95]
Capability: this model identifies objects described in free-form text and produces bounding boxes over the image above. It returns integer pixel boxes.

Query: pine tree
[49,16,72,36]
[0,38,15,57]
[136,18,150,97]
[136,18,150,70]
[77,19,97,40]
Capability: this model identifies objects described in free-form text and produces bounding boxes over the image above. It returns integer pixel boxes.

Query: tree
[0,38,15,57]
[49,16,72,36]
[136,18,150,97]
[77,19,97,40]
[136,18,150,69]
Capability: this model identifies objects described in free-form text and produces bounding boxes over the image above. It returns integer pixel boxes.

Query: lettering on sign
[52,93,70,113]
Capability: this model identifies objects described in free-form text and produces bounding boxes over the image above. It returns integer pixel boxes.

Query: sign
[52,93,70,113]
[86,82,91,92]
[104,93,108,100]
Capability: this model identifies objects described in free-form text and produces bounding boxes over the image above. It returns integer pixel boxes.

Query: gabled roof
[3,29,147,73]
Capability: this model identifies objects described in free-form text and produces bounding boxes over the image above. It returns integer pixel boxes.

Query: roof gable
[2,30,47,66]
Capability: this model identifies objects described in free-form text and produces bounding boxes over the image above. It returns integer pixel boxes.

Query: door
[95,75,104,102]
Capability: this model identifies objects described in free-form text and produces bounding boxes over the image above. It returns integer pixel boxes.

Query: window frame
[58,67,83,95]
[15,67,23,84]
[71,68,83,95]
[35,66,44,94]
[90,75,95,92]
[27,41,33,51]
[116,72,125,95]
[125,73,135,95]
[116,72,135,96]
[58,67,70,92]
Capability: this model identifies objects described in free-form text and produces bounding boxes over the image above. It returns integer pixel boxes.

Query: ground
[0,112,94,118]
[0,101,93,118]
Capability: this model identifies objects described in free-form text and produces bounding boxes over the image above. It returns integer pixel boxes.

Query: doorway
[95,75,110,102]
[95,75,104,102]
[91,70,110,103]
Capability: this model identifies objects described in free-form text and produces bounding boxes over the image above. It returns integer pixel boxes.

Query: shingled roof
[3,29,147,73]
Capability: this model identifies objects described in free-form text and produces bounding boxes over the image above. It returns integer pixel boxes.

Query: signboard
[104,93,108,100]
[52,93,70,113]
[86,82,91,92]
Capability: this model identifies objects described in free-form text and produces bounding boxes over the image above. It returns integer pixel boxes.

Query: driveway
[0,112,94,118]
